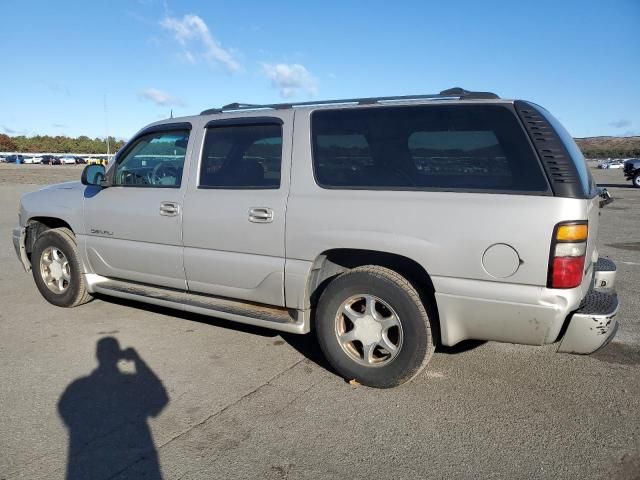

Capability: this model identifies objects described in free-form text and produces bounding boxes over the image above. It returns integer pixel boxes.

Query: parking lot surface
[1,164,639,479]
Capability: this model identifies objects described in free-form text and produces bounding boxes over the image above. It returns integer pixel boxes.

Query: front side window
[312,105,549,193]
[113,130,189,187]
[199,124,282,189]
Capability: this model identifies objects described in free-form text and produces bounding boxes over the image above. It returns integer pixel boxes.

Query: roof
[199,87,501,116]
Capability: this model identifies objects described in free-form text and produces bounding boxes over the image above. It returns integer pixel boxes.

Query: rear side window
[200,124,282,189]
[312,105,549,193]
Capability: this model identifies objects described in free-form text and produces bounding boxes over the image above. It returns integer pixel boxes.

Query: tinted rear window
[199,124,282,189]
[311,105,549,193]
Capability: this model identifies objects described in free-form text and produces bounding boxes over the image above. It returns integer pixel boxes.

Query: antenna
[170,108,173,119]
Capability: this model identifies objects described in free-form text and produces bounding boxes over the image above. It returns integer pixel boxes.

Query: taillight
[548,221,588,289]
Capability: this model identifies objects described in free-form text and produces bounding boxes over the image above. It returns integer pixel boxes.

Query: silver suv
[12,88,620,388]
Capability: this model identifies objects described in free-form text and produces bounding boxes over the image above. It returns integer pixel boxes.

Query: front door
[84,125,192,290]
[182,115,292,306]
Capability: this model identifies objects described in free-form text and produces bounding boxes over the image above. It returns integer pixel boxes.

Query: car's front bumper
[12,226,31,271]
[557,259,619,354]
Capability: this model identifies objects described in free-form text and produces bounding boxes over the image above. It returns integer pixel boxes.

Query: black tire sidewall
[31,230,84,307]
[316,270,431,388]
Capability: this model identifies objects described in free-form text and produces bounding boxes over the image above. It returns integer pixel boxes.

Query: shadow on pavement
[94,294,279,338]
[58,337,169,480]
[91,294,483,378]
[94,294,335,373]
[436,339,486,354]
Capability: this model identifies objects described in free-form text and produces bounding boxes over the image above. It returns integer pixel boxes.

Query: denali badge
[90,229,113,236]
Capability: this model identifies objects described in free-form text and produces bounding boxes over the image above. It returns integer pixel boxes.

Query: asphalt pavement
[0,164,638,479]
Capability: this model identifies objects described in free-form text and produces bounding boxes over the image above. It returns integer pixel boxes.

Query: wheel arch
[306,248,441,343]
[24,217,74,262]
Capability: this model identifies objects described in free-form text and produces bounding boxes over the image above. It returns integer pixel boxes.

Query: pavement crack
[157,359,305,452]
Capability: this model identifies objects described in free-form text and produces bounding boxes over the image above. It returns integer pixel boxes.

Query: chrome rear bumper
[557,259,620,354]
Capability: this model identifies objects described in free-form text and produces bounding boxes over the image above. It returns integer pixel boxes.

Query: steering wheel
[151,162,179,186]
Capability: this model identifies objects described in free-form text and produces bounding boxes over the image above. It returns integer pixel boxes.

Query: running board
[89,277,310,334]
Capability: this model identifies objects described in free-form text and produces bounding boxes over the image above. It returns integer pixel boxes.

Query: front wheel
[315,265,434,388]
[633,173,640,188]
[31,227,92,307]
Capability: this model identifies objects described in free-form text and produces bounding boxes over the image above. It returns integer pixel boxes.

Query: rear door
[182,113,293,306]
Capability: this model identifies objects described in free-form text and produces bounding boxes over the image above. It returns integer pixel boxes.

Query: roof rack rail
[200,87,499,115]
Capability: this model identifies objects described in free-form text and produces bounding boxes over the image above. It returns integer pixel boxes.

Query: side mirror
[81,164,106,186]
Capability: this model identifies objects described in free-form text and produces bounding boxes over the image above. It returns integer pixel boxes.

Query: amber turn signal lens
[556,224,588,242]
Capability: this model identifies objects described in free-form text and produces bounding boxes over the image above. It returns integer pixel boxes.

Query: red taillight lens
[548,221,588,289]
[551,256,586,288]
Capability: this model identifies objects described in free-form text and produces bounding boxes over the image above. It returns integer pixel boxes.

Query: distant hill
[575,136,640,159]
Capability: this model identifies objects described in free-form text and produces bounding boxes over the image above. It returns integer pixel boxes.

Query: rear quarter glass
[535,106,595,198]
[515,101,596,199]
[310,104,551,194]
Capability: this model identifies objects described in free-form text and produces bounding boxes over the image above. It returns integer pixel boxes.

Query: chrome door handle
[248,207,274,223]
[160,202,180,216]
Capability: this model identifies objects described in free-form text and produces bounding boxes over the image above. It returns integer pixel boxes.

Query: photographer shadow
[58,337,169,480]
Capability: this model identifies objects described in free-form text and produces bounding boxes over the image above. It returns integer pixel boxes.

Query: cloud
[261,63,318,98]
[609,119,631,128]
[160,14,240,72]
[52,123,68,129]
[138,88,185,107]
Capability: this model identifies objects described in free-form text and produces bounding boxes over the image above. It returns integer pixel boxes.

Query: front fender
[20,181,86,234]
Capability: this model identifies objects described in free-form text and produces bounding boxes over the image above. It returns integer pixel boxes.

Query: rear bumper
[557,260,620,354]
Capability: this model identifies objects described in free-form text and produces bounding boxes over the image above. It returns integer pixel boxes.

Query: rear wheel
[315,265,434,388]
[31,227,92,307]
[633,173,640,188]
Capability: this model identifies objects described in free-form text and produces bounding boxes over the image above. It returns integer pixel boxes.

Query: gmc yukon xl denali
[12,88,620,388]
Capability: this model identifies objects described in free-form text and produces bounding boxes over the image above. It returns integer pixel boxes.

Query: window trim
[198,119,284,190]
[106,122,192,189]
[309,104,552,196]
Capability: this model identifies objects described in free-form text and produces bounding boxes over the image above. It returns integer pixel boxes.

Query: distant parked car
[40,155,57,165]
[87,157,107,165]
[4,154,24,163]
[623,158,640,188]
[23,156,42,164]
[59,156,77,165]
[74,156,87,164]
[607,160,625,169]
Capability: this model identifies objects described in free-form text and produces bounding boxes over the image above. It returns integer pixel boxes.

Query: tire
[633,173,640,188]
[31,227,92,307]
[315,265,434,388]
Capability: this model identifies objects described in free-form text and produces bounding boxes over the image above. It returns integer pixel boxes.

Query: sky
[1,0,639,140]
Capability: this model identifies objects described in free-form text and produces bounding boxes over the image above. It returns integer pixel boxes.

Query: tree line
[1,133,639,159]
[0,134,126,154]
[574,137,640,159]
[576,145,640,158]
